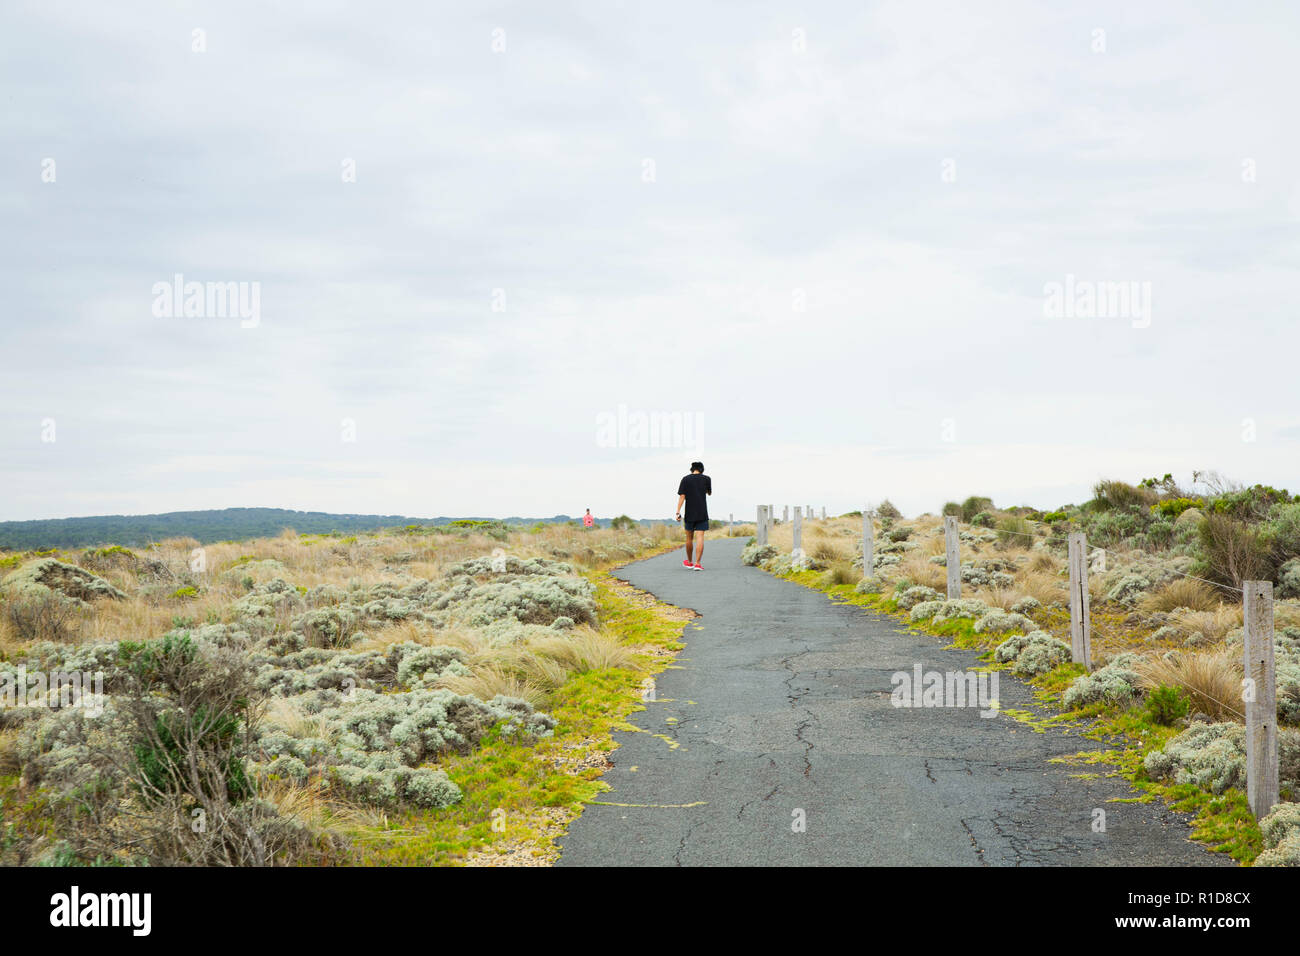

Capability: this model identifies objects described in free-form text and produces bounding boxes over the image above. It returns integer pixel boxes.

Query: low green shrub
[1145,684,1190,726]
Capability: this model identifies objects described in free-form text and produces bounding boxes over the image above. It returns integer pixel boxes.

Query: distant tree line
[0,508,664,551]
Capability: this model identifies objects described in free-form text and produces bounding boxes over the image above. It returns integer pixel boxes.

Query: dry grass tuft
[432,627,637,709]
[258,778,391,844]
[1136,651,1244,722]
[0,727,20,776]
[353,619,438,653]
[1139,578,1220,613]
[264,698,334,741]
[821,563,859,587]
[900,556,947,592]
[981,588,1041,613]
[1169,604,1243,642]
[1275,602,1300,630]
[437,666,551,710]
[1013,570,1066,606]
[809,539,849,563]
[526,629,637,675]
[0,616,28,659]
[1028,551,1060,573]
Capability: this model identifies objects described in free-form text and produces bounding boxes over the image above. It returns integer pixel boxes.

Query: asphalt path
[556,537,1226,866]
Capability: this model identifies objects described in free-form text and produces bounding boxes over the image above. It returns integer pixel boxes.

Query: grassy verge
[0,526,698,866]
[355,569,691,865]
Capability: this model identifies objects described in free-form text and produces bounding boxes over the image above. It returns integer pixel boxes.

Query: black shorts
[683,519,709,533]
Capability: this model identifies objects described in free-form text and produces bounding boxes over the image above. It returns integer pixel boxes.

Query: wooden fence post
[1067,532,1093,671]
[792,509,802,554]
[820,507,826,520]
[783,505,789,523]
[862,510,873,576]
[1244,580,1279,821]
[729,513,734,535]
[943,516,961,599]
[756,505,768,546]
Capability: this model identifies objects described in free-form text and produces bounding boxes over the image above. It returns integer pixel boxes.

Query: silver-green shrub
[395,645,471,689]
[973,610,1033,635]
[932,599,991,624]
[1103,570,1158,607]
[995,631,1072,677]
[910,601,944,622]
[1257,802,1300,866]
[1,558,126,605]
[450,576,597,627]
[1143,722,1247,794]
[445,555,575,578]
[1062,653,1143,710]
[1010,597,1042,616]
[896,586,942,611]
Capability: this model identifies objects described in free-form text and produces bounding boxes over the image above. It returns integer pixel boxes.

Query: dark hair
[690,461,704,473]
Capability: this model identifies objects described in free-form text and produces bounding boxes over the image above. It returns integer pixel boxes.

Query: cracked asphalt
[556,537,1229,866]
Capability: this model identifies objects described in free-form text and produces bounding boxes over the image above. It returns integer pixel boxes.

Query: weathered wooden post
[1244,580,1279,821]
[1067,532,1093,671]
[729,513,734,535]
[862,510,873,575]
[792,509,802,554]
[943,516,961,599]
[806,505,813,520]
[783,505,789,523]
[756,505,768,546]
[820,507,826,521]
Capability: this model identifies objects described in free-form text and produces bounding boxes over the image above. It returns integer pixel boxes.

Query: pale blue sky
[3,1,1299,522]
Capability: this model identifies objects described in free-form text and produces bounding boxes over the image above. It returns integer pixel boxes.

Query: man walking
[675,461,711,570]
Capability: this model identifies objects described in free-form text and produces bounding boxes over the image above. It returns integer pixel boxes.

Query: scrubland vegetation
[0,509,647,551]
[745,473,1300,865]
[0,521,689,866]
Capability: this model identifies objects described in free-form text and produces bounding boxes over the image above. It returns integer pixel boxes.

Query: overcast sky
[3,1,1299,523]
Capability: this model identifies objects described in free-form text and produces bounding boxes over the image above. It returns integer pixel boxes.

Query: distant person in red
[675,461,711,570]
[583,509,594,530]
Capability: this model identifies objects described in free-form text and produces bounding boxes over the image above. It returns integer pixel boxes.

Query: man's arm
[676,493,686,519]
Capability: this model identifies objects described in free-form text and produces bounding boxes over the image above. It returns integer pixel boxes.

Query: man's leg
[684,526,695,563]
[693,530,705,564]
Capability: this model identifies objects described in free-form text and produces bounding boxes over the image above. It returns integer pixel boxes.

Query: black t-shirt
[677,473,711,522]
